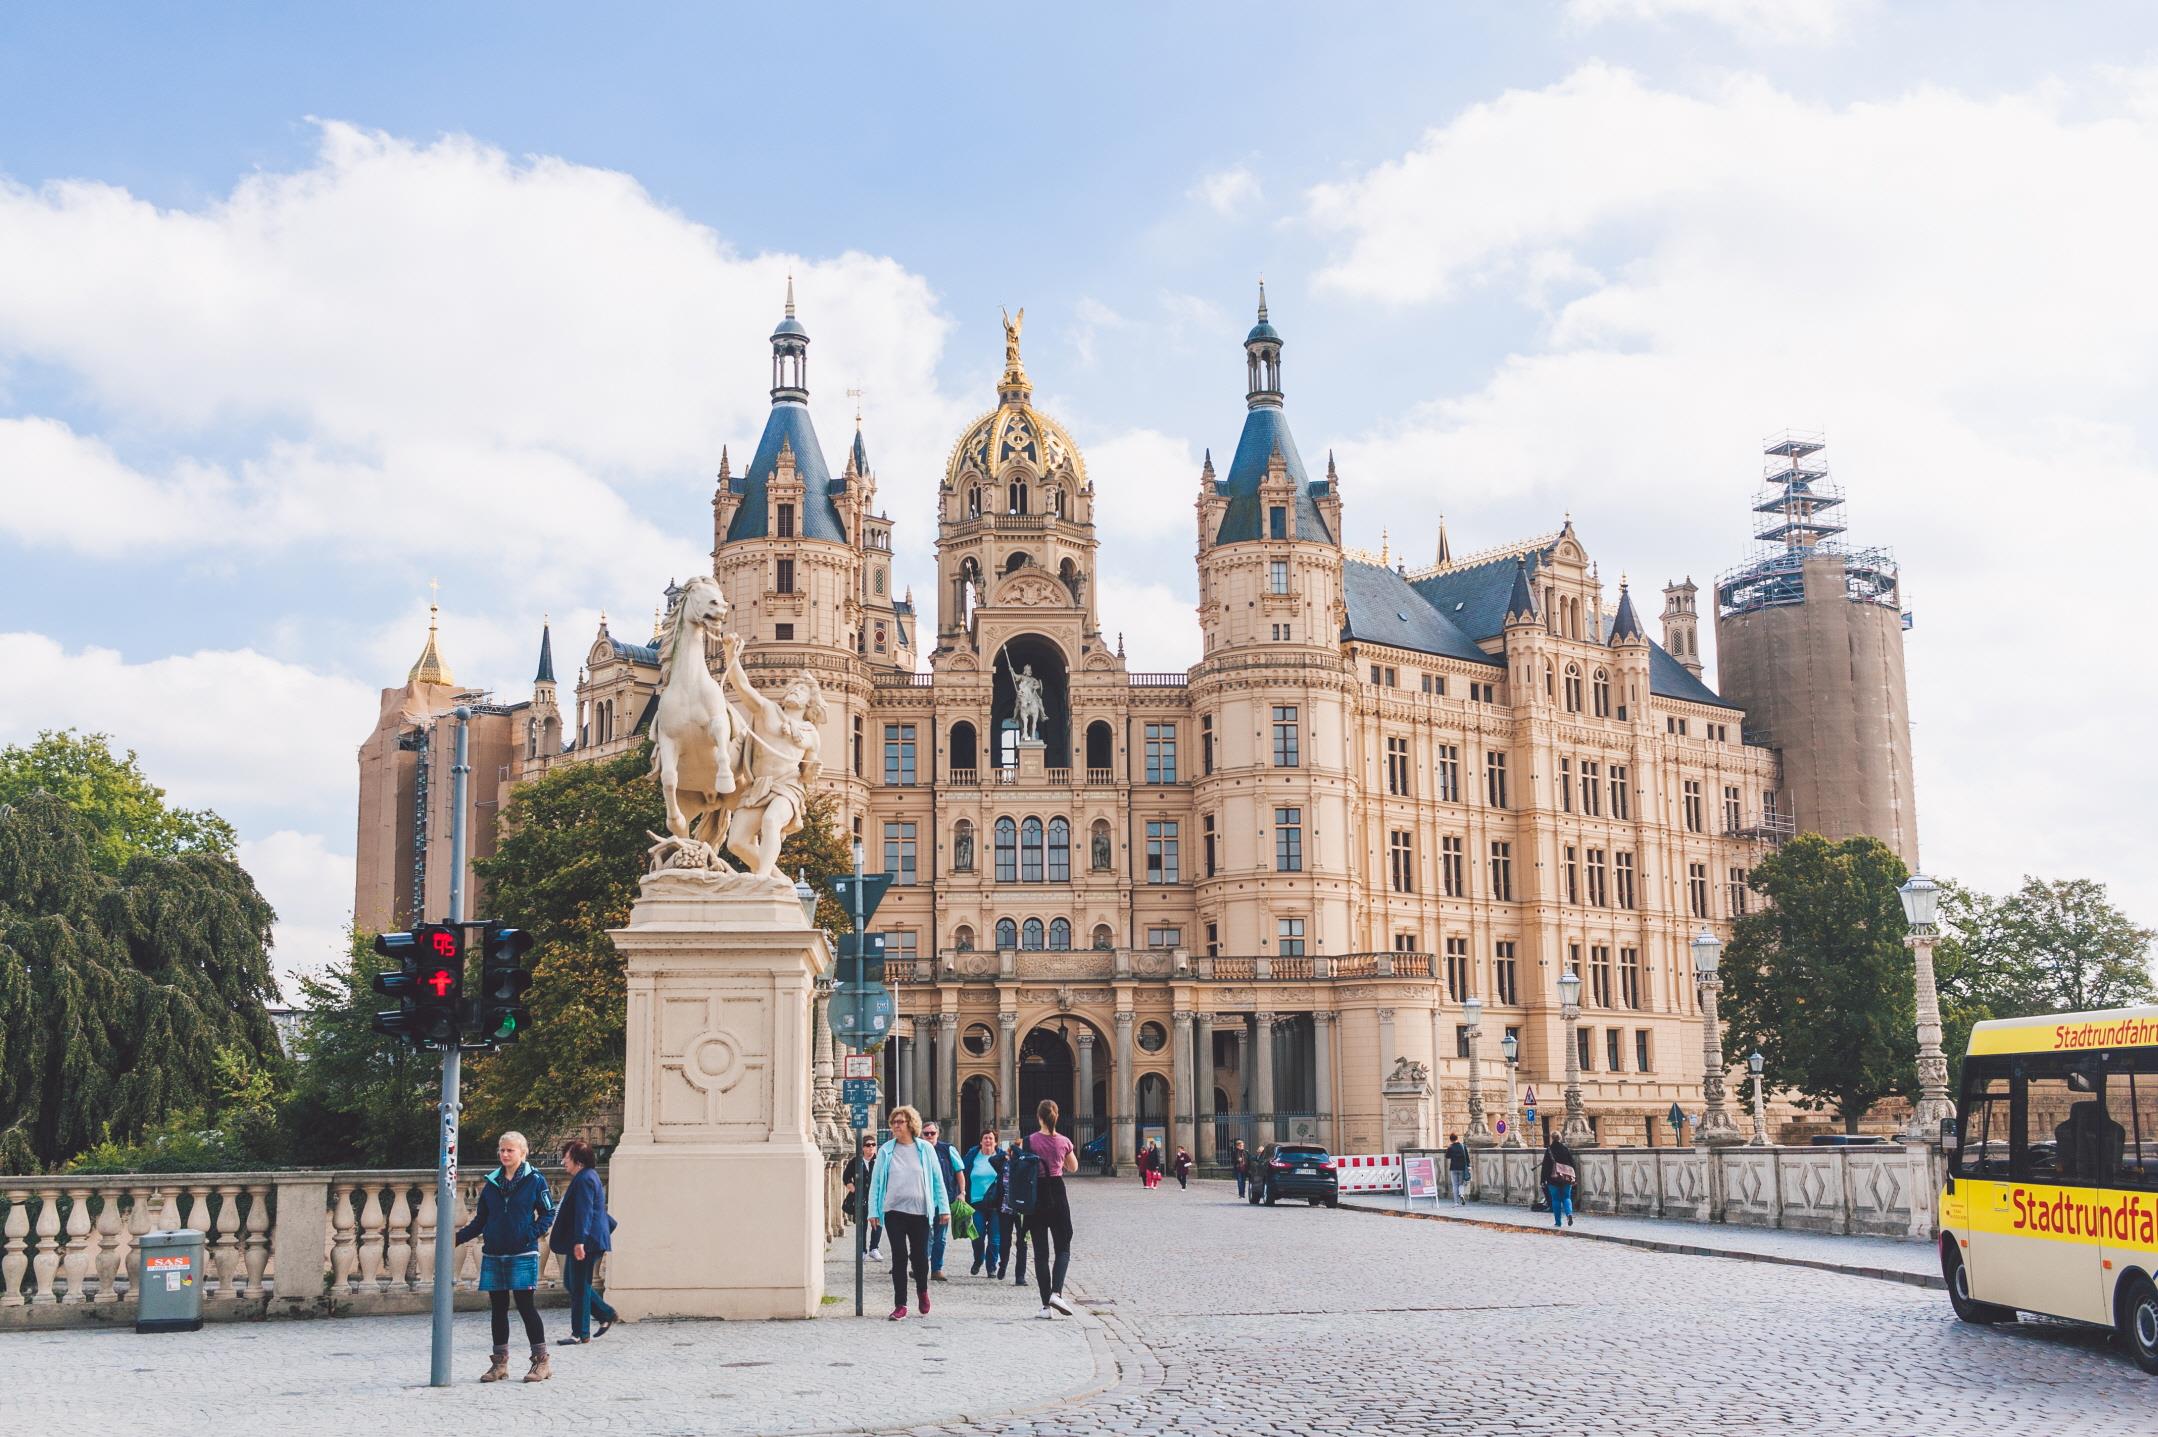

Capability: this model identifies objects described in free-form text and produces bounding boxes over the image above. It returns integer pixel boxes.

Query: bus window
[2016,1057,2120,1186]
[1955,1066,2011,1179]
[2127,1058,2158,1191]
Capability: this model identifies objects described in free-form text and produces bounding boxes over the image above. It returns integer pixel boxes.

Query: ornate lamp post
[1500,1030,1522,1148]
[1899,872,1955,1142]
[1557,970,1595,1146]
[1690,928,1743,1146]
[1463,996,1494,1147]
[1747,1050,1769,1147]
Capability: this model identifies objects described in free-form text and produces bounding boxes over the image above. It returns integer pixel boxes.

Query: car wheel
[1325,1196,1339,1209]
[1942,1242,2012,1326]
[2119,1272,2158,1374]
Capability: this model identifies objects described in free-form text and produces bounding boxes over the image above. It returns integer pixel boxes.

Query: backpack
[1004,1146,1043,1216]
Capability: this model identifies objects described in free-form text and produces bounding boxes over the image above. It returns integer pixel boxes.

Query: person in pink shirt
[1023,1098,1078,1317]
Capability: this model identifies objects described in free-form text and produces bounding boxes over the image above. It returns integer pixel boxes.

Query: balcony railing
[948,767,978,786]
[1085,767,1114,786]
[1128,673,1189,687]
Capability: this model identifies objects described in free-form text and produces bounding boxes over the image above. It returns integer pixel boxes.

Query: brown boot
[525,1345,553,1383]
[479,1347,510,1383]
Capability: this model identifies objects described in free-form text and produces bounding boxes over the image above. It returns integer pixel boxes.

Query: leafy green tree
[277,925,440,1167]
[0,791,282,1172]
[462,743,852,1147]
[0,730,236,876]
[1717,833,1913,1133]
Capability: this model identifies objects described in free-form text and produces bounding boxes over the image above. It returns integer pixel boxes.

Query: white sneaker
[1036,1306,1055,1320]
[1048,1293,1074,1315]
[865,1247,881,1260]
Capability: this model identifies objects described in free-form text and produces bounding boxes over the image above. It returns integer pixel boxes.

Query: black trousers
[1001,1208,1028,1277]
[489,1288,543,1348]
[1025,1179,1073,1307]
[884,1210,931,1309]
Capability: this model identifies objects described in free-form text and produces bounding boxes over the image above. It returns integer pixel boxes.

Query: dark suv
[1247,1142,1339,1207]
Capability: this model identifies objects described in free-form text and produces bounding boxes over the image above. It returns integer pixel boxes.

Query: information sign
[843,1078,878,1105]
[843,1053,874,1080]
[1404,1155,1439,1199]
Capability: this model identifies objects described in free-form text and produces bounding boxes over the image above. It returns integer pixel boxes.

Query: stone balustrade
[1469,1141,1946,1242]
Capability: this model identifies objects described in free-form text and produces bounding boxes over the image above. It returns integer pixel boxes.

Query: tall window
[1389,830,1415,893]
[1615,851,1637,910]
[1485,752,1508,808]
[1488,841,1514,901]
[883,723,917,785]
[1444,937,1469,1001]
[1563,844,1579,904]
[1610,765,1630,820]
[1008,479,1028,513]
[1586,848,1608,907]
[994,817,1017,882]
[775,502,795,538]
[1577,1028,1593,1072]
[775,557,795,594]
[1268,505,1287,539]
[1146,820,1180,884]
[1441,835,1465,897]
[852,716,863,777]
[889,931,919,969]
[1560,756,1574,813]
[1048,817,1071,882]
[1386,736,1411,796]
[1683,780,1704,833]
[1049,917,1071,950]
[1021,817,1044,882]
[1269,559,1289,594]
[1635,1029,1651,1072]
[1200,715,1215,775]
[1592,668,1610,718]
[1144,723,1178,784]
[1435,745,1461,802]
[995,917,1017,949]
[1605,1028,1622,1073]
[1202,814,1217,877]
[1688,862,1710,918]
[1563,663,1583,713]
[1277,917,1306,956]
[1494,941,1519,1004]
[883,821,917,886]
[1581,760,1601,816]
[1620,946,1643,1009]
[1204,922,1219,957]
[1590,944,1612,1007]
[1022,917,1044,949]
[1728,866,1748,916]
[1272,706,1300,767]
[1274,808,1303,872]
[1723,785,1742,832]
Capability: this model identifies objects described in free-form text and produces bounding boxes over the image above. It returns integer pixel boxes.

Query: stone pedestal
[604,868,830,1321]
[1382,1063,1434,1153]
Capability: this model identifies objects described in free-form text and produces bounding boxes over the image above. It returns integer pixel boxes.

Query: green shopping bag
[949,1195,975,1240]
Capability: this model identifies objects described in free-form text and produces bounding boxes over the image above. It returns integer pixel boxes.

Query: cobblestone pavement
[13,1180,2156,1436]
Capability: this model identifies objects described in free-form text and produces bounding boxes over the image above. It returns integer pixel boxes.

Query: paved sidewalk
[3,1232,1101,1437]
[1343,1193,1942,1287]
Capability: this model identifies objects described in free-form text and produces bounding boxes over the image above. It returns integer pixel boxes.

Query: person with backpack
[1540,1135,1578,1228]
[1000,1138,1030,1285]
[867,1105,949,1320]
[1231,1139,1249,1198]
[921,1122,964,1283]
[550,1139,618,1344]
[1015,1098,1078,1319]
[454,1131,556,1383]
[1443,1133,1472,1205]
[962,1128,1005,1276]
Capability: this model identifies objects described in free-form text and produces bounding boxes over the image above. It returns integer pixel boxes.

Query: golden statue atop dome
[998,305,1030,401]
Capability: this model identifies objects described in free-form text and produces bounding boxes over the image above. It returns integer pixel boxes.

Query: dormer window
[776,558,795,594]
[1269,506,1287,540]
[776,503,795,538]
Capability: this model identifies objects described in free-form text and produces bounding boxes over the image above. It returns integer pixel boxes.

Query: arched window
[1091,924,1115,951]
[968,485,983,516]
[1049,487,1066,518]
[953,819,975,872]
[1021,817,1044,882]
[1089,818,1114,871]
[1592,668,1611,718]
[995,917,1018,950]
[950,721,978,773]
[1003,550,1029,575]
[1564,663,1583,714]
[1085,721,1113,772]
[1049,917,1071,950]
[1544,660,1556,699]
[953,925,975,952]
[995,817,1018,882]
[1048,817,1071,881]
[1022,917,1045,950]
[1008,480,1029,514]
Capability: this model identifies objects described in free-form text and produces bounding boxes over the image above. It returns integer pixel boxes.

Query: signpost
[823,848,891,1318]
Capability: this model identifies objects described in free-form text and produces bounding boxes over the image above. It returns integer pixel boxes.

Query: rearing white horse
[649,576,738,863]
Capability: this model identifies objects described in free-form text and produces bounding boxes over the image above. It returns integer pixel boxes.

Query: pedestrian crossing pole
[431,706,471,1388]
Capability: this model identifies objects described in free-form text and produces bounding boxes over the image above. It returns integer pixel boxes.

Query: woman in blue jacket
[550,1139,617,1344]
[455,1131,556,1383]
[867,1105,949,1320]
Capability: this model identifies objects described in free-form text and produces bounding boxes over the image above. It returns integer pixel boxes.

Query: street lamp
[1747,1049,1769,1147]
[794,869,821,929]
[1463,995,1493,1147]
[1500,1029,1521,1148]
[1899,872,1954,1141]
[1557,970,1594,1147]
[1689,928,1742,1146]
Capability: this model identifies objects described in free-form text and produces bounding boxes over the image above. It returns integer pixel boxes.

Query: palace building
[357,285,1871,1165]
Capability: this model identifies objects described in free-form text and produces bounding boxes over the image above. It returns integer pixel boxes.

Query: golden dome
[943,307,1087,490]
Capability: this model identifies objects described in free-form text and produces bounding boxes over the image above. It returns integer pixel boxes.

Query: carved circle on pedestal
[683,1029,746,1093]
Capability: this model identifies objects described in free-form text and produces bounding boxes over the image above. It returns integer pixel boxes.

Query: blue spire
[1608,580,1646,644]
[1505,556,1539,624]
[534,619,556,684]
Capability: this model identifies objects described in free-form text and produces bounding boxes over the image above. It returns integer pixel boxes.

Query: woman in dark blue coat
[454,1131,556,1382]
[550,1139,618,1343]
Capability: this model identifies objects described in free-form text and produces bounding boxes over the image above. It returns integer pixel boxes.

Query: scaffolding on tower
[1715,430,1900,619]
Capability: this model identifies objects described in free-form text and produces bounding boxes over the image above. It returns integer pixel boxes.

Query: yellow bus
[1939,1005,2158,1371]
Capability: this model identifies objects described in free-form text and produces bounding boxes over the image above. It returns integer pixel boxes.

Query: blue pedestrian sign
[849,1101,871,1128]
[842,1077,877,1105]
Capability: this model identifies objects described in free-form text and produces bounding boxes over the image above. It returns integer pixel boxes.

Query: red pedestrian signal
[423,966,456,998]
[429,929,461,960]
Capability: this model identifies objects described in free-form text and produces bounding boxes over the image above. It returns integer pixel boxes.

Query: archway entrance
[992,635,1071,768]
[1019,1026,1074,1137]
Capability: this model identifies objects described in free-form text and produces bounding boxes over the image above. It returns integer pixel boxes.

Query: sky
[3,1,2156,990]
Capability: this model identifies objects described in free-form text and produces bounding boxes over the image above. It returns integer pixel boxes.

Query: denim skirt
[479,1251,540,1292]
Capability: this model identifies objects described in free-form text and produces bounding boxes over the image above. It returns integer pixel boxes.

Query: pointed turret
[1504,556,1540,626]
[724,283,845,544]
[534,619,556,683]
[409,603,453,686]
[1608,578,1647,646]
[1215,291,1330,544]
[1435,516,1453,568]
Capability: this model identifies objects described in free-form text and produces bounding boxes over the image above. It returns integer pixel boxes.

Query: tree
[461,742,852,1147]
[0,791,282,1172]
[1717,833,1913,1133]
[0,730,236,876]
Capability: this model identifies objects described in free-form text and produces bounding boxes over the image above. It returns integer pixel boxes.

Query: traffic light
[410,923,466,1048]
[371,930,423,1042]
[474,926,534,1045]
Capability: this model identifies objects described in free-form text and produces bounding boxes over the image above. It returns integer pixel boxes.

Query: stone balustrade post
[32,1190,62,1302]
[384,1183,413,1291]
[2,1187,29,1306]
[61,1187,93,1304]
[92,1192,124,1303]
[269,1174,330,1314]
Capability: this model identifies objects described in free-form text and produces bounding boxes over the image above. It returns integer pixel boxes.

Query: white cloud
[237,830,355,993]
[1095,575,1198,674]
[1079,427,1205,544]
[1563,0,1872,43]
[1311,65,2158,922]
[1190,165,1262,217]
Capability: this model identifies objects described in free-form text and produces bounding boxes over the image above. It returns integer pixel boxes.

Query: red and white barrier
[1332,1154,1403,1193]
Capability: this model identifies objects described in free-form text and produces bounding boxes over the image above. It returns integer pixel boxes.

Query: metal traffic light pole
[431,706,471,1388]
[851,837,866,1319]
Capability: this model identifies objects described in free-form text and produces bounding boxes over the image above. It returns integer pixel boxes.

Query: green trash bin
[135,1229,205,1333]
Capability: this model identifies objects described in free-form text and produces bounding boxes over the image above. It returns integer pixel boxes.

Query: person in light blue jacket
[867,1104,949,1320]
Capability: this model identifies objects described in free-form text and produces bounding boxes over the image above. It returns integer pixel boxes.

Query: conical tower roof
[409,603,453,686]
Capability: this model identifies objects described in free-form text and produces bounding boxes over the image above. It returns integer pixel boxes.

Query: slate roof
[725,401,849,543]
[1409,550,1545,644]
[607,636,660,666]
[1342,560,1500,666]
[1214,405,1334,545]
[533,623,556,684]
[1650,644,1736,708]
[1607,585,1645,643]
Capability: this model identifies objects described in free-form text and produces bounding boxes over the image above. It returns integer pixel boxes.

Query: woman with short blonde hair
[866,1105,949,1320]
[454,1131,557,1381]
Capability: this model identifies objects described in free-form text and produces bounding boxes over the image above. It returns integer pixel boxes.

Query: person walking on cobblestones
[868,1105,949,1320]
[1024,1099,1079,1318]
[964,1128,1006,1276]
[1231,1139,1249,1199]
[844,1134,882,1259]
[454,1131,556,1383]
[922,1122,963,1283]
[1001,1138,1030,1285]
[1540,1136,1578,1229]
[1444,1133,1472,1205]
[1173,1146,1192,1190]
[551,1139,618,1344]
[1139,1139,1162,1189]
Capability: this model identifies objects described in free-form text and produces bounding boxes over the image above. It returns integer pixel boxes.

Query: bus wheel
[2118,1273,2158,1374]
[1943,1243,2011,1325]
